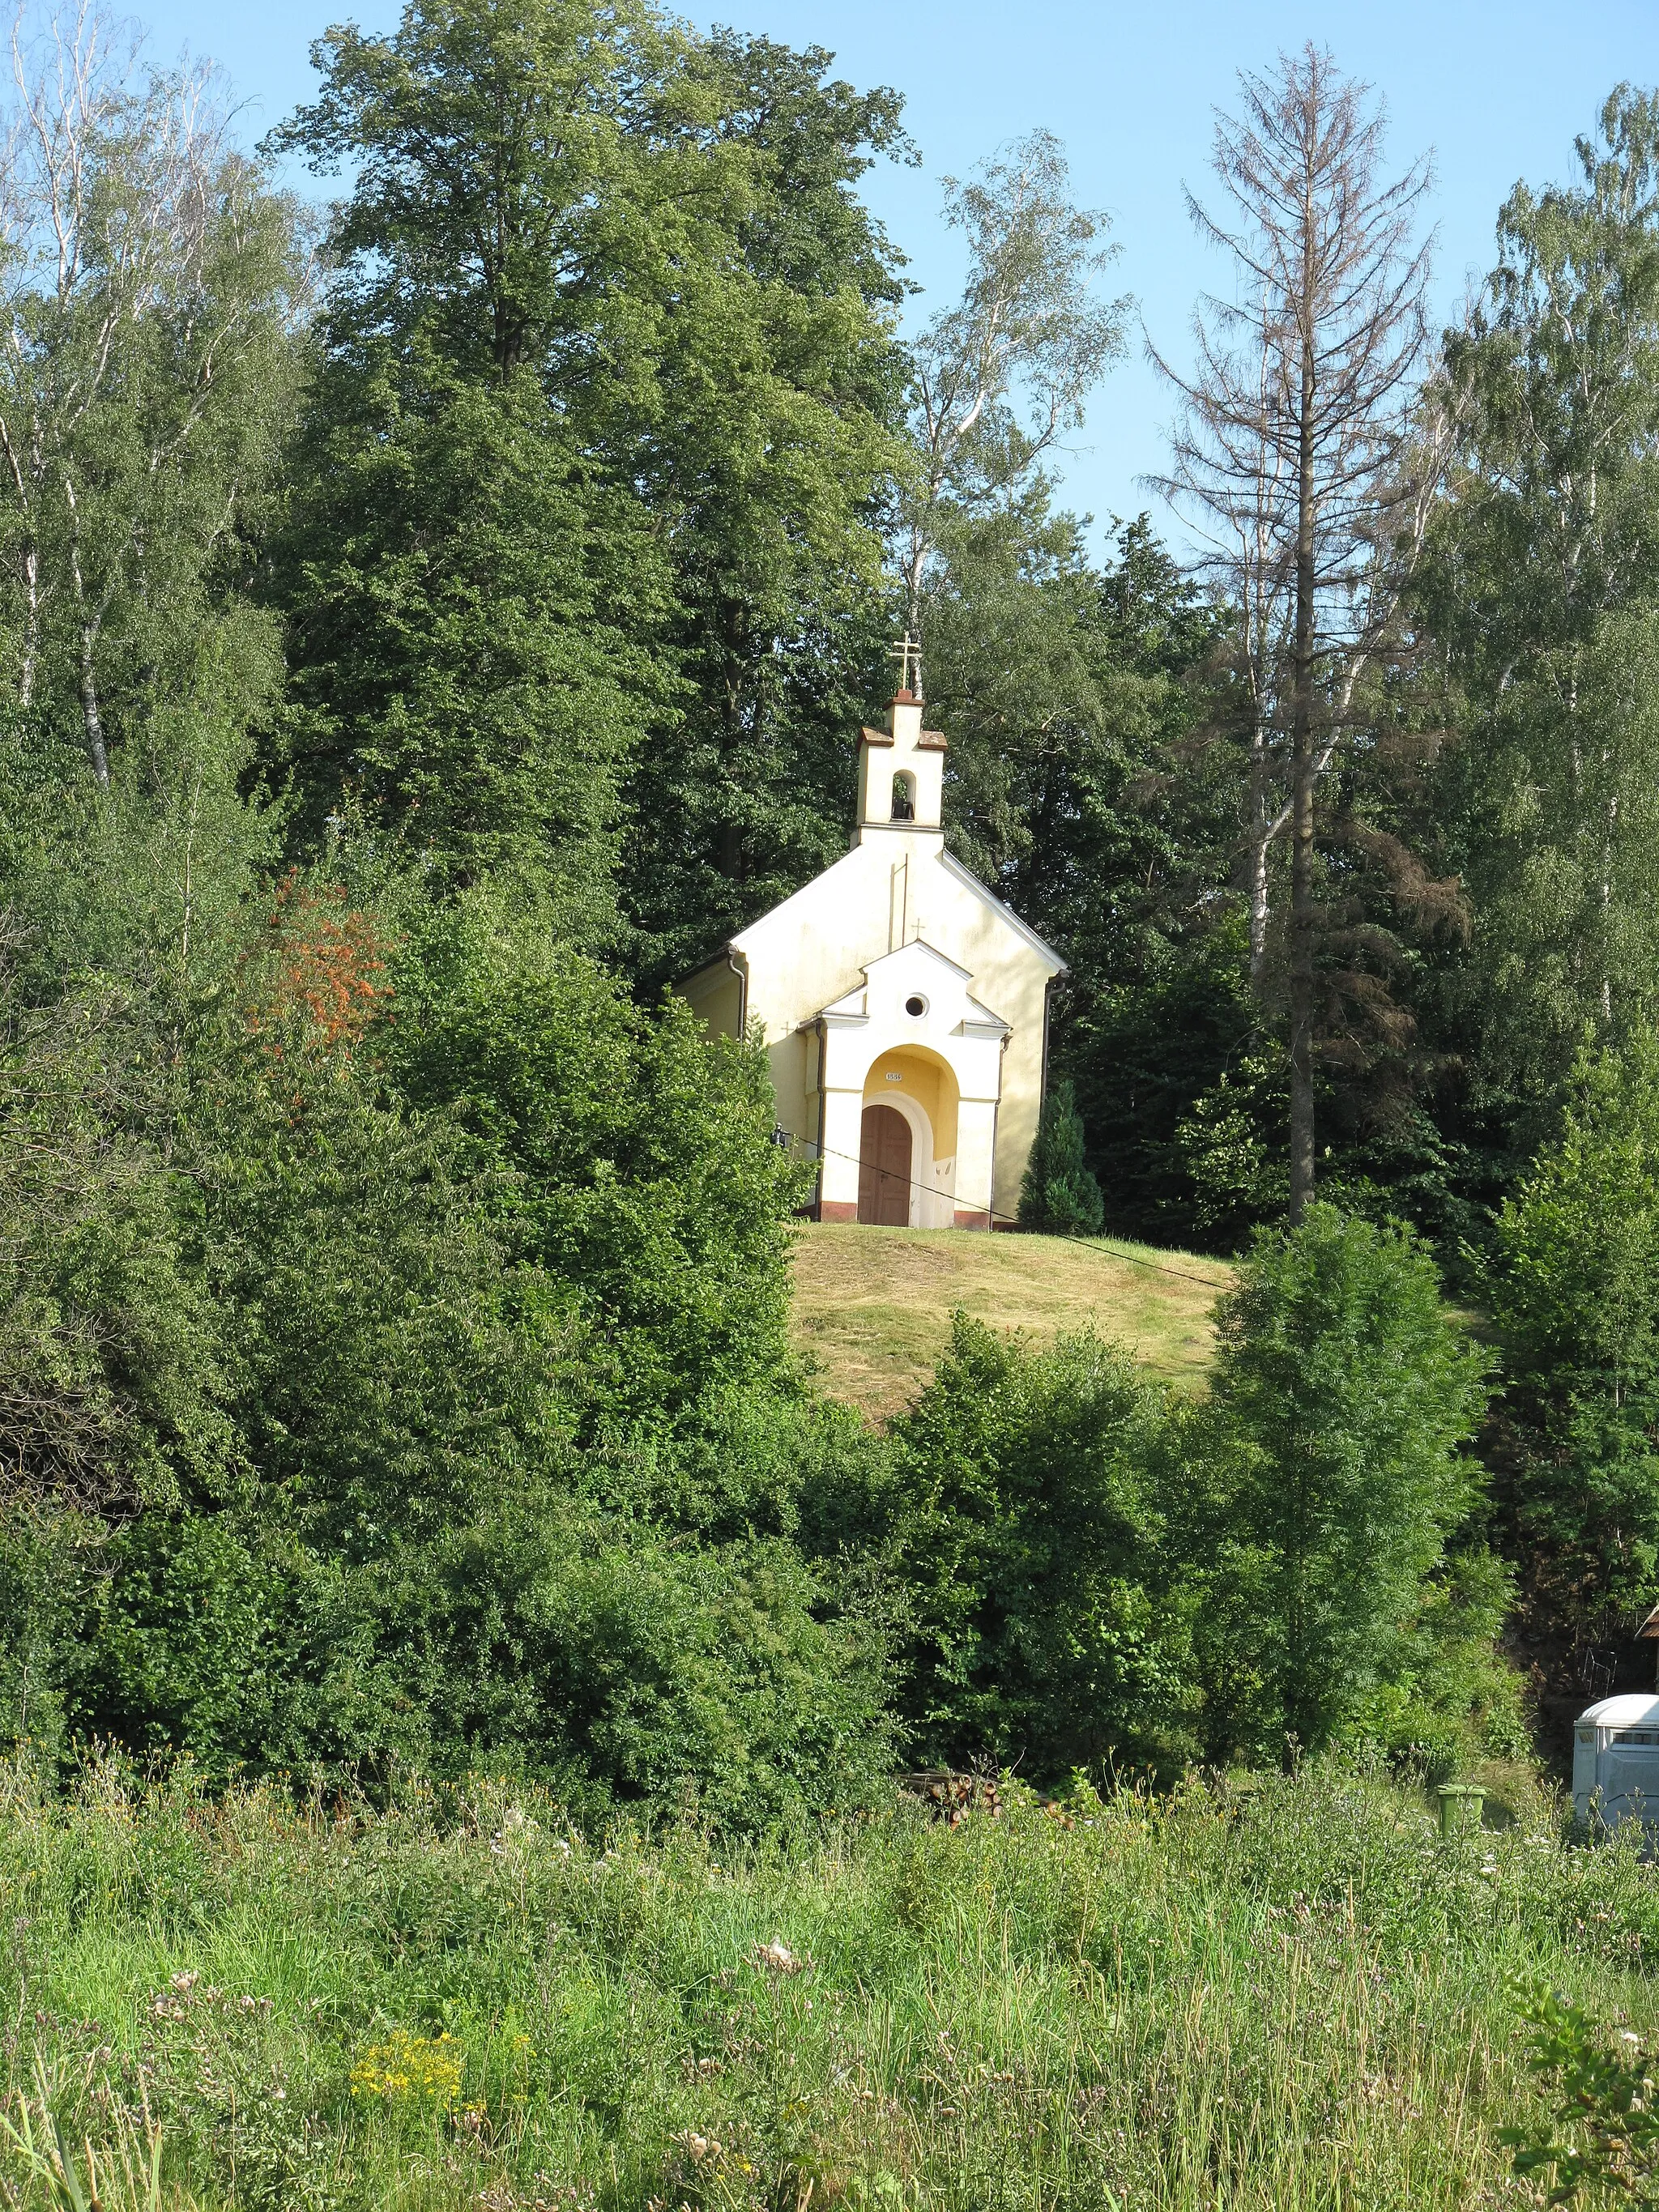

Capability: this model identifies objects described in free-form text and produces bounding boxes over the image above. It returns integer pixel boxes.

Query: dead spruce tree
[1152,46,1444,1219]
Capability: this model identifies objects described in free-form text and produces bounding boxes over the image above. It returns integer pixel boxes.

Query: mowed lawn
[789,1221,1233,1417]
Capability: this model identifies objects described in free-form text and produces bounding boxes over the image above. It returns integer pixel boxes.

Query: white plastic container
[1572,1692,1659,1827]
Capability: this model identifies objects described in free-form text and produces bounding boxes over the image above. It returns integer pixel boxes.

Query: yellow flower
[348,2029,466,2109]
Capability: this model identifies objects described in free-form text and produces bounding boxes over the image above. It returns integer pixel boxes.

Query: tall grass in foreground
[2,1758,1655,2210]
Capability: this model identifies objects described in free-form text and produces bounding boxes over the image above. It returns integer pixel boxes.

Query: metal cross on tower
[889,633,923,697]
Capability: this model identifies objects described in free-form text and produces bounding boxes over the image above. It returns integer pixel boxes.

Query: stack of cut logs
[898,1770,1004,1824]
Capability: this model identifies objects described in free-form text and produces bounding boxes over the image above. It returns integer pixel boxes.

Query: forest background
[5,0,1659,1818]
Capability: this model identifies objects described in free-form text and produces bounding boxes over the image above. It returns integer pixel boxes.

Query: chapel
[680,652,1066,1229]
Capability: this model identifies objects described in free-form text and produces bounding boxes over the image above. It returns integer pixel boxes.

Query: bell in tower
[854,637,947,840]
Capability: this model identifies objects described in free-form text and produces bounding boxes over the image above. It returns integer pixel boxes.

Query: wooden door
[858,1103,912,1225]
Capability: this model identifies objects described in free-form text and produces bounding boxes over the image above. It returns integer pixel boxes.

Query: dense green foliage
[1198,1207,1497,1765]
[263,0,909,962]
[1429,91,1659,1107]
[1485,1029,1659,1654]
[9,0,1659,1812]
[884,1317,1193,1775]
[0,865,888,1818]
[816,1211,1499,1785]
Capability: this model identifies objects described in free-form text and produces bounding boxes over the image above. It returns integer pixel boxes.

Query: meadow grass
[788,1225,1230,1417]
[2,1759,1657,2210]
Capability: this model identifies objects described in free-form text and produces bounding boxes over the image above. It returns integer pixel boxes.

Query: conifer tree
[1018,1080,1105,1236]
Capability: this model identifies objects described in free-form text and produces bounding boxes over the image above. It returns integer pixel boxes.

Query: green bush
[1196,1204,1495,1765]
[884,1314,1196,1779]
[0,886,877,1826]
[1485,1027,1659,1640]
[75,1502,893,1828]
[380,904,815,1432]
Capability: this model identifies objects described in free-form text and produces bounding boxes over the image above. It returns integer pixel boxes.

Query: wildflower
[349,2029,466,2109]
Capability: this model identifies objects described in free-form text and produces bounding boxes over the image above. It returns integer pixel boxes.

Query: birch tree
[901,129,1127,633]
[1151,47,1440,1219]
[1429,87,1659,1097]
[0,1,301,786]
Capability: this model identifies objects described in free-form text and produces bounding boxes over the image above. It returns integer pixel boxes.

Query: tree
[886,1315,1196,1779]
[1201,1204,1489,1759]
[617,29,913,978]
[379,901,815,1433]
[1483,1028,1659,1659]
[922,508,1245,1243]
[1423,89,1659,1106]
[268,364,665,932]
[902,129,1127,636]
[1018,1078,1104,1235]
[1153,46,1442,1219]
[0,2,302,789]
[264,0,709,925]
[269,0,911,958]
[0,918,233,1522]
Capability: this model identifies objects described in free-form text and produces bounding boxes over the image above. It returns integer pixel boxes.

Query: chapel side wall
[992,1017,1047,1222]
[766,1030,811,1155]
[681,965,744,1040]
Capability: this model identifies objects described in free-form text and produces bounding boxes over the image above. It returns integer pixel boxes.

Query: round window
[904,994,927,1017]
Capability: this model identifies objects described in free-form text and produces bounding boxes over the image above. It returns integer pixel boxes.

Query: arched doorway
[861,1047,956,1227]
[858,1103,912,1225]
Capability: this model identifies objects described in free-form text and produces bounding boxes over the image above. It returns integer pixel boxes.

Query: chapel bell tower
[855,634,947,838]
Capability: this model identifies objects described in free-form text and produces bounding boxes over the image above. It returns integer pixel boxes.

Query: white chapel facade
[680,669,1065,1229]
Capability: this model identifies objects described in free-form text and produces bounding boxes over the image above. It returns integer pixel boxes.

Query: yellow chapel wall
[680,961,744,1040]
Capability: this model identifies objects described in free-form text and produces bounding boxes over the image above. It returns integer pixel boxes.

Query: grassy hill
[789,1221,1233,1418]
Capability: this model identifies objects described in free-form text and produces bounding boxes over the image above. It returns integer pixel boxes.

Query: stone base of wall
[819,1201,996,1230]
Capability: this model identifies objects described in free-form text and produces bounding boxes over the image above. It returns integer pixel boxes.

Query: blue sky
[139,0,1659,552]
